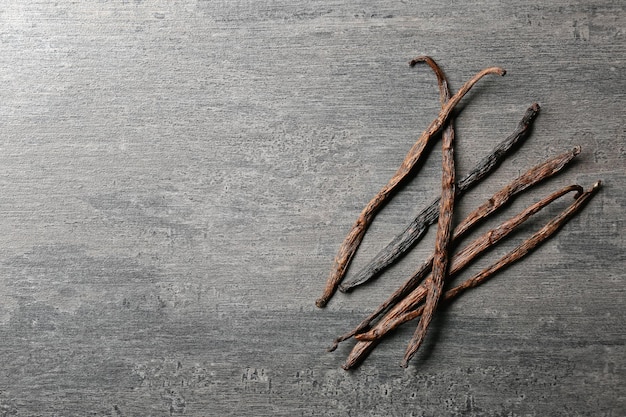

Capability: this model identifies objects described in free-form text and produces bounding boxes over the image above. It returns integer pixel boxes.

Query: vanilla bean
[339,103,540,292]
[316,66,506,308]
[328,147,580,352]
[410,56,452,107]
[407,56,457,374]
[343,183,585,369]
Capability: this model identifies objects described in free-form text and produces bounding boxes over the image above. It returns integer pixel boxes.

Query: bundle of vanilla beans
[317,57,601,370]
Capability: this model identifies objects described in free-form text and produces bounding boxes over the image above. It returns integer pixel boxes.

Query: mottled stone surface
[0,1,624,415]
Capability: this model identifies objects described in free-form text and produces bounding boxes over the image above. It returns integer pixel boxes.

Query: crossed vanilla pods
[318,57,601,369]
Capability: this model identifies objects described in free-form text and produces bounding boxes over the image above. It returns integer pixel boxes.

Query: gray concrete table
[0,1,624,415]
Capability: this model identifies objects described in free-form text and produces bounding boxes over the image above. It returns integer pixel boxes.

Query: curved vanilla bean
[328,147,580,351]
[407,56,457,374]
[339,103,540,292]
[343,184,584,369]
[316,66,506,308]
[410,56,451,107]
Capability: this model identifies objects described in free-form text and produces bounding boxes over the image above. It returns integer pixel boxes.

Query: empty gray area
[0,1,624,416]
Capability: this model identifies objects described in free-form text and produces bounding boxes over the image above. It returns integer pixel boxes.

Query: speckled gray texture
[0,1,624,415]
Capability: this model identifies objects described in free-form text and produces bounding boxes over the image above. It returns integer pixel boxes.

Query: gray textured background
[0,1,624,416]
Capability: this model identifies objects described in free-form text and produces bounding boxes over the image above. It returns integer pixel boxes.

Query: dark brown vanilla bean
[339,103,541,292]
[343,184,584,369]
[328,147,580,352]
[316,66,506,308]
[407,56,457,373]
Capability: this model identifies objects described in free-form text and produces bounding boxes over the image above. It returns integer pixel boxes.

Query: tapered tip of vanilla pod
[400,354,414,368]
[477,67,506,78]
[341,358,357,370]
[408,55,432,67]
[572,145,582,155]
[409,56,423,66]
[315,297,327,308]
[578,181,602,199]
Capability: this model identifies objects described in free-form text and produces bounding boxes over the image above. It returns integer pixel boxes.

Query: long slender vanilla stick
[316,66,506,308]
